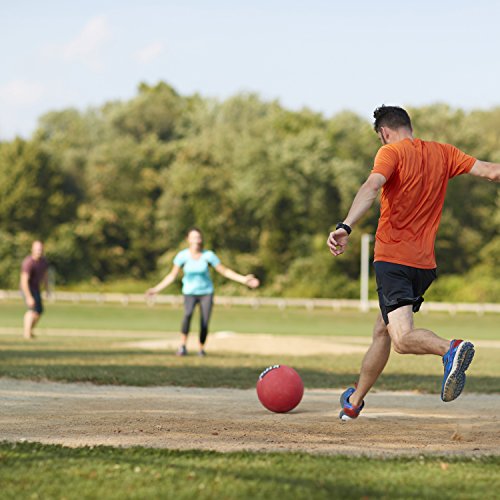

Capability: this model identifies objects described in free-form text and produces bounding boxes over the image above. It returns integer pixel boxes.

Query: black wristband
[336,222,352,235]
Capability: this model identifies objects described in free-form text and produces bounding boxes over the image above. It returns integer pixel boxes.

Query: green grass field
[0,301,498,392]
[1,442,499,500]
[1,301,499,499]
[1,300,499,338]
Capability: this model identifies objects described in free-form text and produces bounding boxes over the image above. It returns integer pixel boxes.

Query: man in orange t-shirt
[327,105,500,420]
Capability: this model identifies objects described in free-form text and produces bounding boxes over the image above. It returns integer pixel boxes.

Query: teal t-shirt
[173,249,221,295]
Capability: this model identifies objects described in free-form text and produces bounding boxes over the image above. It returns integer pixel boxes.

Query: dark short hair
[373,105,412,133]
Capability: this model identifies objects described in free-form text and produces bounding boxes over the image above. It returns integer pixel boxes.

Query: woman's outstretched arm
[215,264,260,288]
[146,265,181,295]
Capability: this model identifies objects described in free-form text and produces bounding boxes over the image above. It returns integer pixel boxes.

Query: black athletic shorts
[22,288,44,315]
[374,261,436,325]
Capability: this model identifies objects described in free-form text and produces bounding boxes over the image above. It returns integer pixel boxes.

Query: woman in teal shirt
[147,228,259,356]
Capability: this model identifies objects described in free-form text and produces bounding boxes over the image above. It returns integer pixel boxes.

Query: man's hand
[26,296,36,309]
[327,229,350,256]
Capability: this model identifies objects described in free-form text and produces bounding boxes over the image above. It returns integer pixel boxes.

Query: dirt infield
[2,327,499,356]
[121,331,372,355]
[121,331,500,356]
[2,329,499,456]
[1,379,499,456]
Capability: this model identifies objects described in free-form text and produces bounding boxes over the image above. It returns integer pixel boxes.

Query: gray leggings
[181,294,214,345]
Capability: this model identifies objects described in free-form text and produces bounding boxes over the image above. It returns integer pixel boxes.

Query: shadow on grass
[1,442,499,499]
[0,349,164,359]
[0,354,498,393]
[0,447,375,498]
[0,443,362,499]
[0,362,344,388]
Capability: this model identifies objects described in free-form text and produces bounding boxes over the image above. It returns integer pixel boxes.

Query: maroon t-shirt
[21,256,49,291]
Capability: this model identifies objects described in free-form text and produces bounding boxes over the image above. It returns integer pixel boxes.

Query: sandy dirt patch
[122,332,372,355]
[1,379,498,457]
[0,328,375,355]
[121,332,500,356]
[1,328,499,356]
[0,328,371,355]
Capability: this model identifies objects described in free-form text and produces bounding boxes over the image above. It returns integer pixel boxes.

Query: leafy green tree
[105,82,186,141]
[0,83,497,300]
[0,231,34,287]
[0,139,77,238]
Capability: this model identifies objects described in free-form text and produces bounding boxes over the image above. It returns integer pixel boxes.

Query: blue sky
[1,0,499,139]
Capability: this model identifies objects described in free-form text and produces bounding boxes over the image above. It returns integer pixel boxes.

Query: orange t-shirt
[371,138,476,269]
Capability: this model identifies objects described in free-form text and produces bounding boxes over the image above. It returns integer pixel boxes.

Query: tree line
[0,82,498,301]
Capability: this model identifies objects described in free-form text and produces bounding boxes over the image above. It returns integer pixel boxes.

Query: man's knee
[388,325,414,354]
[373,320,389,339]
[372,316,391,352]
[389,325,418,354]
[387,306,414,353]
[391,335,411,354]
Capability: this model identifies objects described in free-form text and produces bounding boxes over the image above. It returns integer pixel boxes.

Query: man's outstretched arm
[327,173,386,256]
[343,173,387,228]
[470,160,500,182]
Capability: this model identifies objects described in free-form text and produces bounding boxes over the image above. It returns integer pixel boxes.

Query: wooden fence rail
[1,290,499,315]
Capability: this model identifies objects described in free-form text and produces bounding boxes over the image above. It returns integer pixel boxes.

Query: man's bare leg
[23,311,39,339]
[386,306,449,356]
[349,313,391,407]
[387,305,475,402]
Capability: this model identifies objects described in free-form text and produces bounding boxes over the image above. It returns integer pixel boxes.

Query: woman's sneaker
[339,387,365,420]
[176,345,188,356]
[441,339,475,402]
[198,349,207,357]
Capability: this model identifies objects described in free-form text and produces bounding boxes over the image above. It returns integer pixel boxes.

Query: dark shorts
[374,261,436,325]
[22,289,44,315]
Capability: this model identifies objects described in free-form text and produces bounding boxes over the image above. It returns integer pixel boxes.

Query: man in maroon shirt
[20,241,49,339]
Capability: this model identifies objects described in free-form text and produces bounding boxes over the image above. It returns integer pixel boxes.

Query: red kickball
[256,365,304,413]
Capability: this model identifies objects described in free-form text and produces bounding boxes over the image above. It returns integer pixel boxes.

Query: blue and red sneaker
[339,387,365,420]
[441,339,475,402]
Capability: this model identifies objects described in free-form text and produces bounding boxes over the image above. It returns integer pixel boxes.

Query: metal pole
[360,234,372,312]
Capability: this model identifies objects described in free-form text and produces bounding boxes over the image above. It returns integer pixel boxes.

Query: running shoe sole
[441,341,475,402]
[339,410,352,421]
